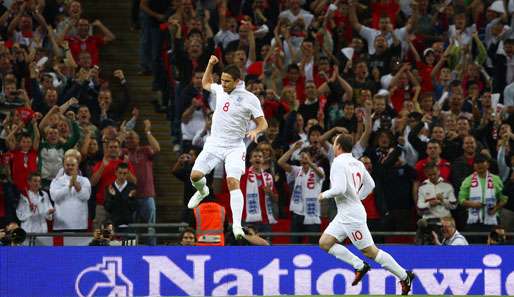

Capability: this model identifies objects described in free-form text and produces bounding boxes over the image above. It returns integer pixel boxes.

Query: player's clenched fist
[208,55,219,65]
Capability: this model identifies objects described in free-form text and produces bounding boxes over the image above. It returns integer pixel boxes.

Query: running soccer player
[187,55,268,239]
[318,134,415,295]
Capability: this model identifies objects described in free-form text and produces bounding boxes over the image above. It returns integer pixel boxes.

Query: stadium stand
[1,0,514,246]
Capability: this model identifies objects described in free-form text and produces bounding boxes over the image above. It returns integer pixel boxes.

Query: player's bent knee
[190,170,204,182]
[319,240,330,251]
[361,245,379,259]
[319,235,334,251]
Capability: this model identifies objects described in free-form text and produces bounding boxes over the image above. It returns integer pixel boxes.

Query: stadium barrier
[1,245,514,296]
[24,227,512,246]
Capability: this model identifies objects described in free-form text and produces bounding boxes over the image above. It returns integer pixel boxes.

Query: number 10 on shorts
[351,230,363,241]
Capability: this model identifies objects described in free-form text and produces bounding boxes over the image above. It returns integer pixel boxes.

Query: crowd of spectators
[0,0,161,245]
[2,0,514,246]
[160,0,514,244]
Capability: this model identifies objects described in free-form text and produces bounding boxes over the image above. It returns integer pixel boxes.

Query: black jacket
[104,182,137,228]
[502,180,514,212]
[488,41,510,95]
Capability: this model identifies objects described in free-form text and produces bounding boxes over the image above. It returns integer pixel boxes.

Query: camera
[102,228,112,239]
[489,229,507,245]
[417,218,443,245]
[0,227,27,246]
[88,227,112,246]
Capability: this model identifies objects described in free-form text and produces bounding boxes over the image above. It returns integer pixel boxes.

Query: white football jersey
[208,82,264,145]
[323,153,375,223]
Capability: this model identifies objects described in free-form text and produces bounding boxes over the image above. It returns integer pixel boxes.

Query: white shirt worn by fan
[181,108,206,141]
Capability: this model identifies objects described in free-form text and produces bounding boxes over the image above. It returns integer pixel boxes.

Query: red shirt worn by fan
[415,158,451,182]
[10,149,38,192]
[65,35,105,66]
[92,159,136,205]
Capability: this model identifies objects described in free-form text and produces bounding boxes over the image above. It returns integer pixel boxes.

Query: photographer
[487,225,511,245]
[225,225,270,246]
[0,222,26,246]
[432,217,468,246]
[88,227,111,246]
[416,163,457,244]
[88,222,122,246]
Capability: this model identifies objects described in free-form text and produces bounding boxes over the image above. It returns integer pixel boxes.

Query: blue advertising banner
[1,246,514,296]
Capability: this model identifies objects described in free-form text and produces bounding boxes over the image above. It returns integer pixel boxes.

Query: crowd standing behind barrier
[2,0,514,245]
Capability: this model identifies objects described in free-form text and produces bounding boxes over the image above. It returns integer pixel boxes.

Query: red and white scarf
[242,167,277,224]
[468,172,498,225]
[288,166,324,225]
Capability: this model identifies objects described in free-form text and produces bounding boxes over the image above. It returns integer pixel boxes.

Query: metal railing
[21,223,514,246]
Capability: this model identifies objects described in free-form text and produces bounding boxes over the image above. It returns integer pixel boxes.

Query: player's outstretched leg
[227,177,245,239]
[188,170,210,209]
[319,234,370,286]
[361,246,415,295]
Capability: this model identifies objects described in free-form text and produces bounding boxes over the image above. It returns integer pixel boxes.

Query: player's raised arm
[202,55,219,91]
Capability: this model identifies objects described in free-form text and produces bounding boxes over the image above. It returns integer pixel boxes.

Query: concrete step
[84,0,184,223]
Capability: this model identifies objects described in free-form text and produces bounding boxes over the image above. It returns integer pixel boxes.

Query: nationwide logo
[75,257,133,297]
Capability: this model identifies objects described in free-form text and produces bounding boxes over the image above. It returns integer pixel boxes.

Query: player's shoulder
[239,89,259,102]
[336,153,358,163]
[210,83,223,93]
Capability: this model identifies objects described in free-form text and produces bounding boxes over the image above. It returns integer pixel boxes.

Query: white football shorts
[192,141,246,179]
[324,218,375,250]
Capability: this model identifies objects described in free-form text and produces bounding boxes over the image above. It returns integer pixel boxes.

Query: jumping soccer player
[318,134,415,295]
[187,55,268,239]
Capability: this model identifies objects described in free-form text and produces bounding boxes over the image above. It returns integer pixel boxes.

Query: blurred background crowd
[1,0,514,246]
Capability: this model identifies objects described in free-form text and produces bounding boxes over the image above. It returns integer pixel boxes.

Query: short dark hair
[250,149,263,157]
[187,28,203,39]
[308,125,324,137]
[299,146,312,156]
[450,80,462,88]
[408,111,423,122]
[475,153,490,164]
[427,139,441,147]
[27,172,41,181]
[287,63,300,72]
[423,161,439,172]
[179,227,195,240]
[467,80,478,87]
[222,64,241,80]
[319,56,330,63]
[430,124,445,132]
[107,138,121,147]
[343,101,355,108]
[116,162,129,170]
[334,134,353,152]
[504,38,514,45]
[19,133,32,140]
